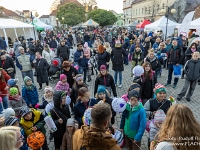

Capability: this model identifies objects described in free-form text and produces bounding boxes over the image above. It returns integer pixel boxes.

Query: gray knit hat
[67,118,75,127]
[19,106,31,117]
[4,116,18,126]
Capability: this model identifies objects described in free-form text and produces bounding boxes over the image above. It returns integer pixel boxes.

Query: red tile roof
[0,7,19,16]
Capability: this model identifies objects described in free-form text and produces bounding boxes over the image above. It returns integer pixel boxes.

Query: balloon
[66,96,71,105]
[111,98,127,113]
[83,108,92,126]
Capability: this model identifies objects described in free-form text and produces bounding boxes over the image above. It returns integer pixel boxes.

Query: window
[145,7,147,14]
[139,9,140,15]
[142,8,144,14]
[149,7,151,14]
[136,9,137,15]
[162,3,165,9]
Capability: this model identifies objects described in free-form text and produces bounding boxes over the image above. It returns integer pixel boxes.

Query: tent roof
[32,18,53,30]
[145,16,178,29]
[0,18,33,29]
[83,19,99,26]
[190,17,200,28]
[136,20,151,28]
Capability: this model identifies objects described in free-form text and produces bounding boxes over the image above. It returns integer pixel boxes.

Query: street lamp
[56,18,59,28]
[25,11,39,41]
[61,17,65,29]
[161,7,176,40]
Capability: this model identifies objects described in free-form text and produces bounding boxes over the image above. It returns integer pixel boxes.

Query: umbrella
[83,19,99,27]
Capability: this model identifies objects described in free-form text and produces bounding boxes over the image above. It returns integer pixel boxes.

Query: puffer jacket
[22,85,39,106]
[62,130,75,150]
[111,47,126,71]
[73,125,121,150]
[184,59,200,81]
[167,46,184,65]
[57,45,70,60]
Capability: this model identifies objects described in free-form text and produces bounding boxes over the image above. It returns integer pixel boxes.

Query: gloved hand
[35,104,40,109]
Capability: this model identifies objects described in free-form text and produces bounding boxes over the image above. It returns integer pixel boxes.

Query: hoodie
[73,125,121,150]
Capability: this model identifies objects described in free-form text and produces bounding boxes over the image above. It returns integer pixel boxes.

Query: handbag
[6,67,14,74]
[27,131,45,149]
[173,65,181,78]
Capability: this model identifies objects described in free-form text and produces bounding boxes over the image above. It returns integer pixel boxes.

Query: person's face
[78,45,83,50]
[192,45,196,49]
[0,55,6,60]
[61,95,66,105]
[100,69,106,75]
[129,97,138,106]
[61,41,65,45]
[156,38,160,43]
[35,53,40,59]
[136,48,140,52]
[46,90,53,98]
[81,92,90,103]
[149,52,154,59]
[77,78,83,85]
[172,41,177,46]
[20,48,24,54]
[160,44,164,49]
[155,122,163,128]
[67,126,74,133]
[192,53,199,60]
[24,112,32,120]
[62,78,67,83]
[26,80,32,86]
[156,92,166,101]
[13,121,19,127]
[98,92,106,99]
[15,130,23,149]
[145,65,151,72]
[64,67,70,72]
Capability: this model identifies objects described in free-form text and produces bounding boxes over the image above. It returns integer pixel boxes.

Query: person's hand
[176,63,179,66]
[31,126,37,131]
[58,118,63,124]
[29,104,32,108]
[4,86,9,91]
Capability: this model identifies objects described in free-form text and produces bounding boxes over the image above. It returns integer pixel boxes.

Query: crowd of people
[0,27,200,150]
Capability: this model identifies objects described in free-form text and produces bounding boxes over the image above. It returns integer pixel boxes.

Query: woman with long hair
[151,104,200,150]
[138,62,157,105]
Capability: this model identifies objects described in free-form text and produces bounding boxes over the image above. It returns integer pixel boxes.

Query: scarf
[172,46,177,50]
[191,48,196,53]
[10,95,21,101]
[44,94,53,103]
[24,83,35,90]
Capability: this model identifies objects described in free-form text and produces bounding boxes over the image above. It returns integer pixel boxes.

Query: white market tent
[32,18,53,31]
[0,18,36,48]
[144,16,178,37]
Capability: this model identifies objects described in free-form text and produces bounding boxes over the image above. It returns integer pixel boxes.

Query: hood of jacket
[53,90,63,109]
[75,125,118,149]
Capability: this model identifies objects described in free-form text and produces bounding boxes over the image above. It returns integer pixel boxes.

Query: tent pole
[29,28,33,39]
[23,28,27,39]
[3,29,9,51]
[14,28,18,39]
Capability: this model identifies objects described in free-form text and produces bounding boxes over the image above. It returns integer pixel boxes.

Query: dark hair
[91,103,111,127]
[62,61,71,68]
[76,87,89,102]
[0,69,5,82]
[190,43,198,49]
[142,62,152,80]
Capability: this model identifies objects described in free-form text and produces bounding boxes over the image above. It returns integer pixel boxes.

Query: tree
[56,3,85,26]
[88,9,117,26]
[78,0,97,12]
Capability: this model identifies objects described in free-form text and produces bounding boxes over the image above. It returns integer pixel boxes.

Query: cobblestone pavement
[15,49,200,150]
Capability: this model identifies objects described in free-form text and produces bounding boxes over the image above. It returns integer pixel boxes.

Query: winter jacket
[34,58,49,84]
[50,91,71,138]
[143,41,151,57]
[37,95,53,110]
[22,85,39,106]
[152,42,160,50]
[149,119,159,142]
[111,47,126,71]
[184,59,200,81]
[20,109,46,136]
[35,44,43,55]
[167,46,184,65]
[42,50,54,64]
[61,66,78,88]
[120,102,146,142]
[0,56,16,78]
[28,43,36,55]
[73,125,121,150]
[74,49,88,68]
[8,96,26,117]
[165,43,172,52]
[84,48,90,59]
[98,51,108,70]
[184,48,200,63]
[94,74,117,97]
[62,130,75,150]
[16,53,33,71]
[74,98,97,127]
[0,70,10,97]
[145,56,161,73]
[0,37,4,49]
[49,39,58,48]
[57,45,70,61]
[55,81,70,95]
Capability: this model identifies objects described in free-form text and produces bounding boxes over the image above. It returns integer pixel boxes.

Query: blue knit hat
[7,79,18,87]
[97,85,106,94]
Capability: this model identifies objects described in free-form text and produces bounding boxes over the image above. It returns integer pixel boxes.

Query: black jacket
[57,45,70,61]
[167,46,184,65]
[50,91,71,138]
[0,56,16,78]
[145,56,161,73]
[94,73,117,97]
[61,66,78,88]
[184,59,200,81]
[143,41,151,57]
[35,44,43,55]
[184,48,200,63]
[111,47,126,71]
[97,51,107,70]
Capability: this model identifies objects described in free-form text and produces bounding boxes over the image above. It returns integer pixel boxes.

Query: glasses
[17,134,24,141]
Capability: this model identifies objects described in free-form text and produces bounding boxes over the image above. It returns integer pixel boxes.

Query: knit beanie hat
[154,83,166,95]
[154,109,166,123]
[7,79,18,87]
[97,85,106,94]
[24,76,32,83]
[67,118,75,127]
[100,65,106,71]
[19,106,31,117]
[132,65,144,77]
[128,90,139,99]
[60,74,67,81]
[4,116,18,126]
[52,60,59,66]
[9,87,18,96]
[2,108,15,120]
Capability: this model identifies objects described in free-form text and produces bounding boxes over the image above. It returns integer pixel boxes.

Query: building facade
[39,15,51,25]
[123,0,134,24]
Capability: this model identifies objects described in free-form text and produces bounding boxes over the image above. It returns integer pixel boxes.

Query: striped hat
[154,109,166,123]
[19,106,31,117]
[155,83,166,95]
[4,116,18,126]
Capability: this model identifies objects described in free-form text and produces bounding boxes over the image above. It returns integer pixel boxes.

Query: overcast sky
[0,0,123,16]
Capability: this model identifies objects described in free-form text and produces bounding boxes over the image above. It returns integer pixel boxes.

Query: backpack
[106,51,111,62]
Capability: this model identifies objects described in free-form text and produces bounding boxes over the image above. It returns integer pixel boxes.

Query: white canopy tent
[0,18,36,48]
[144,16,178,37]
[32,18,53,31]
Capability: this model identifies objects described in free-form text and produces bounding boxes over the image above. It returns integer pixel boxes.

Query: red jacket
[0,70,10,97]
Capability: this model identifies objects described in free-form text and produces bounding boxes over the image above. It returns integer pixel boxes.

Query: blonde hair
[159,42,166,49]
[148,49,154,54]
[0,126,21,150]
[158,104,200,150]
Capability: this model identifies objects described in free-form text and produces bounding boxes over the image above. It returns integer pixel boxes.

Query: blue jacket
[74,98,97,126]
[16,53,34,70]
[165,43,172,52]
[123,38,130,50]
[74,49,88,68]
[120,102,146,142]
[49,40,57,48]
[177,36,183,47]
[152,42,159,50]
[22,85,39,106]
[0,37,4,50]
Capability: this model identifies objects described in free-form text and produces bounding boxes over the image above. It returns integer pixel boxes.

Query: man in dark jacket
[28,39,36,60]
[177,52,200,102]
[49,36,58,54]
[165,40,184,88]
[57,40,70,61]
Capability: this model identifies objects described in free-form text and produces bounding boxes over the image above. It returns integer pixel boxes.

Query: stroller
[49,57,62,81]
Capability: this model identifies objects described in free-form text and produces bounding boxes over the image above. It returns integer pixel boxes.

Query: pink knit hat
[60,74,67,81]
[154,109,166,123]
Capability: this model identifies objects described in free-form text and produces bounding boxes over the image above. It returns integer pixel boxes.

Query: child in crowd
[55,74,71,95]
[95,85,116,124]
[2,107,15,120]
[7,79,21,95]
[19,106,48,150]
[131,46,143,76]
[4,116,28,150]
[149,109,166,142]
[120,90,146,150]
[61,118,76,150]
[22,76,39,108]
[8,87,26,118]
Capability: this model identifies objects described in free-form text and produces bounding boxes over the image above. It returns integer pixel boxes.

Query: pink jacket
[55,81,71,95]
